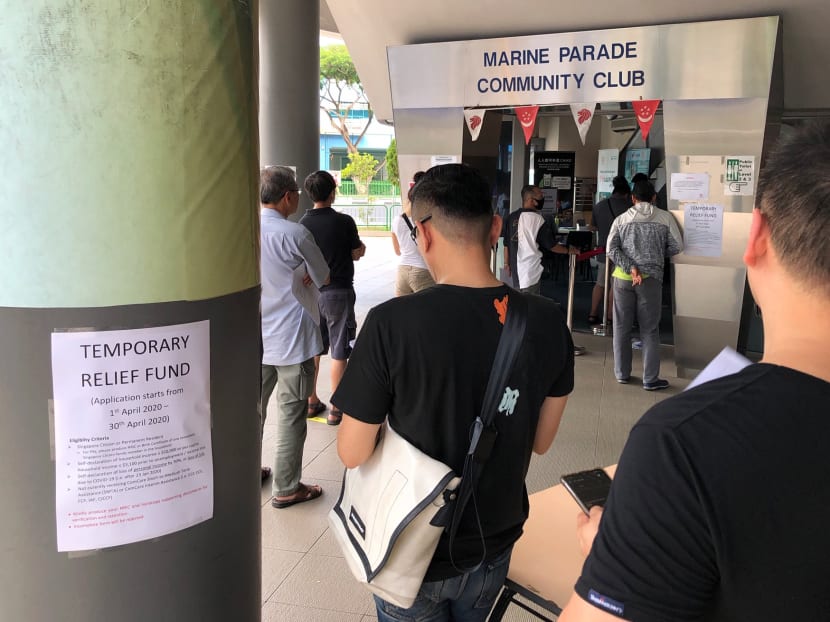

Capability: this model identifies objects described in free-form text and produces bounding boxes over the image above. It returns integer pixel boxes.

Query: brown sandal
[307,400,327,417]
[271,483,323,509]
[327,409,343,426]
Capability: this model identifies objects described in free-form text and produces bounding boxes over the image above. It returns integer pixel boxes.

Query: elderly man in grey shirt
[259,166,330,508]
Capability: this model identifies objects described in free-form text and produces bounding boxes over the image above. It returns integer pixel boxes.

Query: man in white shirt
[503,185,576,294]
[259,166,330,508]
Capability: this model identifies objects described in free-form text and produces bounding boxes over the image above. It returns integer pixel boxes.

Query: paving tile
[262,603,364,622]
[261,547,304,603]
[301,446,349,482]
[261,477,335,553]
[269,553,375,614]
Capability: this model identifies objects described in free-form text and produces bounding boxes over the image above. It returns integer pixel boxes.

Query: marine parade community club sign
[470,39,646,99]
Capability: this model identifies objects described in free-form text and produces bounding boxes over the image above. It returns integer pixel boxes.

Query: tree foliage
[341,152,380,195]
[385,139,399,189]
[320,45,373,154]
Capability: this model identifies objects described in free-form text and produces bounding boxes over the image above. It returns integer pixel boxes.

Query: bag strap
[445,290,528,572]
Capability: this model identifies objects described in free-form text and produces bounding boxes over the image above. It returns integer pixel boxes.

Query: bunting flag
[569,103,597,146]
[464,109,486,141]
[515,105,539,144]
[631,99,661,141]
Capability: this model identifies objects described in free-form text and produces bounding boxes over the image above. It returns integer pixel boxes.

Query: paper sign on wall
[723,155,755,196]
[671,173,710,201]
[597,149,619,195]
[683,203,724,257]
[52,321,213,552]
[430,155,458,167]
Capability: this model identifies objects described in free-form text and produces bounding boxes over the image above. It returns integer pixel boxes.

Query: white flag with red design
[464,109,486,142]
[631,99,661,141]
[569,103,597,146]
[515,105,539,144]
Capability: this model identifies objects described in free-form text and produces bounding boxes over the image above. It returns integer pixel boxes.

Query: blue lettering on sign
[483,48,550,67]
[559,41,638,63]
[476,39,644,94]
[593,70,645,88]
[477,73,584,94]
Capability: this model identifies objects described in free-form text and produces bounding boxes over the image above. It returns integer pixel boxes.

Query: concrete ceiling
[320,1,338,34]
[324,0,830,122]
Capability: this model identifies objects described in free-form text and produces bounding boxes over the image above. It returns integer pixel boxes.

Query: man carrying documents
[559,123,830,620]
[259,166,330,508]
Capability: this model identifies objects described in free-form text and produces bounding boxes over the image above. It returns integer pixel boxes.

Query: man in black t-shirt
[559,122,830,622]
[300,171,366,426]
[588,176,630,325]
[333,164,574,622]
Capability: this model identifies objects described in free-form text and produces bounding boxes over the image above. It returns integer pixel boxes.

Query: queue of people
[257,121,830,621]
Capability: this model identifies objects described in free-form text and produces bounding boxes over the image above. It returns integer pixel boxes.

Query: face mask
[535,197,545,209]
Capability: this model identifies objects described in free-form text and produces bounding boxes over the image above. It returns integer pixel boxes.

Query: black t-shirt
[592,193,629,255]
[575,364,830,621]
[299,207,362,290]
[332,284,574,580]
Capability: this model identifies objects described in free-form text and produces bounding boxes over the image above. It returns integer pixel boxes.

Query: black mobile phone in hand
[560,469,612,515]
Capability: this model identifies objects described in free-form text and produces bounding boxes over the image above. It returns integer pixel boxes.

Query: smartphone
[560,468,612,514]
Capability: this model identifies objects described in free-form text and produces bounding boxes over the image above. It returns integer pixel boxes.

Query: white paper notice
[52,320,212,552]
[683,203,724,257]
[670,173,710,201]
[430,155,458,167]
[685,347,751,391]
[723,155,755,196]
[597,149,619,194]
[292,264,320,324]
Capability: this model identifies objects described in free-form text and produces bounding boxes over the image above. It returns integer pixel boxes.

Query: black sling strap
[441,290,528,572]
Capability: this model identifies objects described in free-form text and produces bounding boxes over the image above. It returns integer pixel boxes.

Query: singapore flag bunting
[569,103,597,146]
[464,109,486,141]
[515,105,539,144]
[631,99,661,141]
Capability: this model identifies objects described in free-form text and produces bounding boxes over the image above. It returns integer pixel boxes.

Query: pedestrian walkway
[260,234,688,621]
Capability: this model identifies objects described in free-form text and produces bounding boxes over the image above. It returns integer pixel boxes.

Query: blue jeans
[374,546,513,622]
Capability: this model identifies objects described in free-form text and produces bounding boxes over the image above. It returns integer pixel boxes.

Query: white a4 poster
[51,320,212,552]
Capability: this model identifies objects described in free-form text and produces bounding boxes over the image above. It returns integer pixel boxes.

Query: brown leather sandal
[326,409,342,426]
[271,483,323,509]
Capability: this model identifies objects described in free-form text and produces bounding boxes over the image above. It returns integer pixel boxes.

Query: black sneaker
[617,376,631,384]
[643,379,669,391]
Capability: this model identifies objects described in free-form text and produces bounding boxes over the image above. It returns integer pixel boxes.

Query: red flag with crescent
[515,105,539,144]
[631,100,660,141]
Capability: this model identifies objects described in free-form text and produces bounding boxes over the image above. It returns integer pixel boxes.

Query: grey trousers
[612,277,662,384]
[261,359,314,497]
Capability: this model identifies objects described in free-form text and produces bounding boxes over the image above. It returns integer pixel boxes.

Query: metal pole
[567,254,587,356]
[593,254,612,337]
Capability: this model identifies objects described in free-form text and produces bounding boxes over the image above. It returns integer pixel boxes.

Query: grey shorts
[318,288,356,360]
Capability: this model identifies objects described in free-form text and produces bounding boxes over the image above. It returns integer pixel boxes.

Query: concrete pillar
[0,2,261,620]
[259,0,320,219]
[510,118,530,208]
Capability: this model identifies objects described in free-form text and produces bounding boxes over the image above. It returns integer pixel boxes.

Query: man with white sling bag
[333,164,575,621]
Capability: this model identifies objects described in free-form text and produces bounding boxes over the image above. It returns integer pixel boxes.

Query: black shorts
[318,288,356,360]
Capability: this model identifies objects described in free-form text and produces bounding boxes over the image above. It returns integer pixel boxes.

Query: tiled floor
[260,235,688,621]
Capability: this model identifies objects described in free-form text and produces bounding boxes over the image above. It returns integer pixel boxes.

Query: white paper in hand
[685,347,752,391]
[291,265,320,324]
